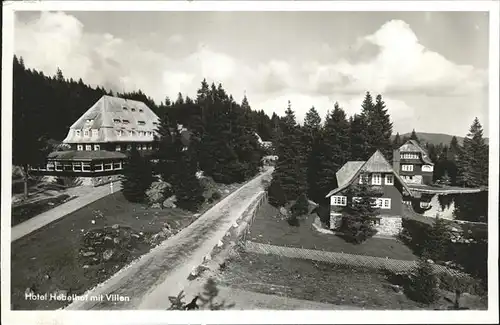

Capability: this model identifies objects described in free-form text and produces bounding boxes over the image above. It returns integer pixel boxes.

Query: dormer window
[122,119,130,124]
[138,121,145,126]
[139,109,144,113]
[131,108,136,112]
[122,106,128,111]
[92,129,98,137]
[113,119,121,123]
[86,119,93,123]
[75,130,81,137]
[152,122,158,125]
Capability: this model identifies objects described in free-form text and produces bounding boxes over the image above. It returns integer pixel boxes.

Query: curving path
[65,168,273,310]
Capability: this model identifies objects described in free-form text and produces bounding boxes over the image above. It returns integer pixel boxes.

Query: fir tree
[392,132,402,149]
[349,114,370,160]
[269,101,307,202]
[303,106,323,201]
[291,193,309,217]
[422,217,451,262]
[457,118,488,188]
[370,94,394,159]
[170,129,205,212]
[405,258,439,304]
[267,177,287,207]
[410,129,419,143]
[314,104,350,203]
[340,180,383,243]
[122,148,155,203]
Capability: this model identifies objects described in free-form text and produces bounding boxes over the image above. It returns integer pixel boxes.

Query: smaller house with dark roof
[325,150,413,237]
[393,139,434,185]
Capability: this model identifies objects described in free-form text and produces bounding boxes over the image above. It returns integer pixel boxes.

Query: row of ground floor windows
[31,161,124,172]
[76,144,153,151]
[330,195,392,209]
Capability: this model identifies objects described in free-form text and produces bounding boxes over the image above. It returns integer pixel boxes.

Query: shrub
[211,191,222,201]
[290,193,309,217]
[287,214,300,227]
[404,258,439,304]
[422,217,451,262]
[268,179,287,207]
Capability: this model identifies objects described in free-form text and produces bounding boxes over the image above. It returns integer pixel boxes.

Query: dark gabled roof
[326,150,413,198]
[399,140,434,165]
[47,150,128,161]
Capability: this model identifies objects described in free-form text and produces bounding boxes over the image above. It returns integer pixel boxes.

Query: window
[113,162,122,170]
[402,164,414,172]
[85,145,92,151]
[75,130,81,137]
[131,131,136,137]
[137,145,142,150]
[352,196,362,203]
[374,198,391,209]
[116,145,121,151]
[92,129,98,137]
[401,153,419,159]
[127,144,132,150]
[64,163,72,171]
[148,144,153,150]
[82,163,91,172]
[139,131,144,137]
[122,106,128,111]
[359,174,368,184]
[55,162,63,171]
[104,163,113,171]
[131,108,136,112]
[372,173,382,185]
[147,131,152,136]
[94,163,104,172]
[385,174,394,185]
[422,165,434,172]
[117,130,123,137]
[94,144,100,151]
[331,196,347,206]
[77,145,83,151]
[122,119,130,124]
[113,119,121,123]
[47,162,55,171]
[73,162,82,172]
[139,109,144,113]
[138,121,145,126]
[86,119,93,123]
[142,144,147,150]
[84,129,90,136]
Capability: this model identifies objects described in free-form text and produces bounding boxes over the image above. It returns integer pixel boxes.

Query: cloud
[307,20,487,96]
[13,12,488,135]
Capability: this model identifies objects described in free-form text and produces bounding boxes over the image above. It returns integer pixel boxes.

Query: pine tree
[410,129,419,143]
[170,129,205,212]
[314,104,350,203]
[370,94,394,159]
[423,217,451,262]
[392,132,402,149]
[349,114,370,160]
[303,106,323,201]
[269,101,307,202]
[406,258,439,304]
[457,118,488,188]
[122,148,155,203]
[340,180,383,243]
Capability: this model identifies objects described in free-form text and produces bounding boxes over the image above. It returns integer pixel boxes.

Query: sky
[13,10,490,136]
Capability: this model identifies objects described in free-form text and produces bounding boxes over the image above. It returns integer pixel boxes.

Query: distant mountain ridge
[391,132,489,146]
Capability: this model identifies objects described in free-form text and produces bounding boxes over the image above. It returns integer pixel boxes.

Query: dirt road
[65,168,273,310]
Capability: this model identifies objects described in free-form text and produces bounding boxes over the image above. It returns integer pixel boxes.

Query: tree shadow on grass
[167,278,235,310]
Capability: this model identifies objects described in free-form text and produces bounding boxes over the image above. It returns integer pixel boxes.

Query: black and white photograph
[1,1,499,325]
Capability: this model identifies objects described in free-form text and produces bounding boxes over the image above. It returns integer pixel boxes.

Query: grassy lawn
[249,202,417,261]
[11,194,77,226]
[217,251,487,310]
[11,181,241,310]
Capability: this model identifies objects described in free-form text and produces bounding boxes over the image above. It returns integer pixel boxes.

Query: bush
[287,214,300,227]
[211,191,222,201]
[146,181,172,206]
[405,258,439,304]
[268,179,287,207]
[423,218,451,262]
[290,193,309,217]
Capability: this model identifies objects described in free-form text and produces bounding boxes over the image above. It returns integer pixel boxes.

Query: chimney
[393,149,400,173]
